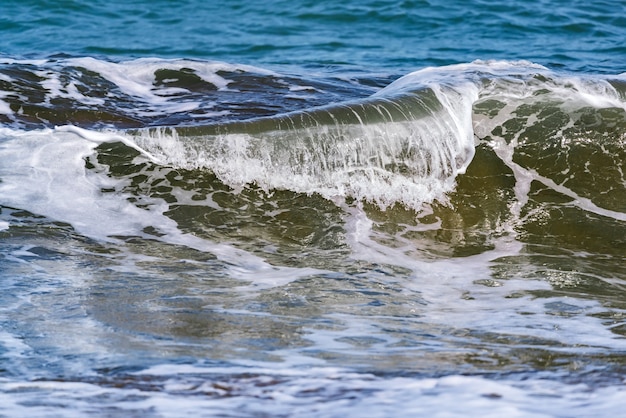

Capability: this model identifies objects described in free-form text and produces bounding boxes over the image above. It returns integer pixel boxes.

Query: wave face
[125,61,626,215]
[128,75,479,210]
[1,58,624,213]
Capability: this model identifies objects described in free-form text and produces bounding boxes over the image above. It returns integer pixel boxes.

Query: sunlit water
[1,1,625,417]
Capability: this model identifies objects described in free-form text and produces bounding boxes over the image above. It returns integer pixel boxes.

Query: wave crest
[128,79,478,210]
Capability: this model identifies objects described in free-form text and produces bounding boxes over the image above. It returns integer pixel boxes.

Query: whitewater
[1,1,626,417]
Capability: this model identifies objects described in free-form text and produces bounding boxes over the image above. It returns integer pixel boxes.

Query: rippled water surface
[1,1,625,417]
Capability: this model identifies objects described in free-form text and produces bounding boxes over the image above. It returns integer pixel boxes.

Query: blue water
[1,1,626,417]
[3,0,625,73]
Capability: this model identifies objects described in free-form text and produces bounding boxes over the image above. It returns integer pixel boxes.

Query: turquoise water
[3,0,625,72]
[1,1,626,417]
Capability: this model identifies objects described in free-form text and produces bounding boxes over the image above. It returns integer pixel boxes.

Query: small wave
[121,60,625,215]
[1,58,625,215]
[128,79,478,210]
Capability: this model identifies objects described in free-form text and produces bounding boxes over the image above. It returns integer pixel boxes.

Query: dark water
[0,1,625,416]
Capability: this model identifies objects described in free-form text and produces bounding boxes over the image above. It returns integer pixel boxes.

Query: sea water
[0,1,625,417]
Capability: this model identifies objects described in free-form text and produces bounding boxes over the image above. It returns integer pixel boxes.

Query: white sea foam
[1,61,625,418]
[0,127,320,289]
[126,74,479,211]
[122,60,626,213]
[0,57,280,120]
[35,69,105,107]
[470,65,626,222]
[0,127,149,239]
[0,92,12,115]
[341,205,626,352]
[489,136,626,222]
[2,365,626,417]
[67,57,275,93]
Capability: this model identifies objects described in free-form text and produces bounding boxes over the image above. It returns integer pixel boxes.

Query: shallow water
[1,1,626,417]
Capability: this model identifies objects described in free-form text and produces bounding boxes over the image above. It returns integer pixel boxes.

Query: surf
[1,58,624,217]
[110,60,626,217]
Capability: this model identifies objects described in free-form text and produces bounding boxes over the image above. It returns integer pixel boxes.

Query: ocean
[0,1,625,416]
